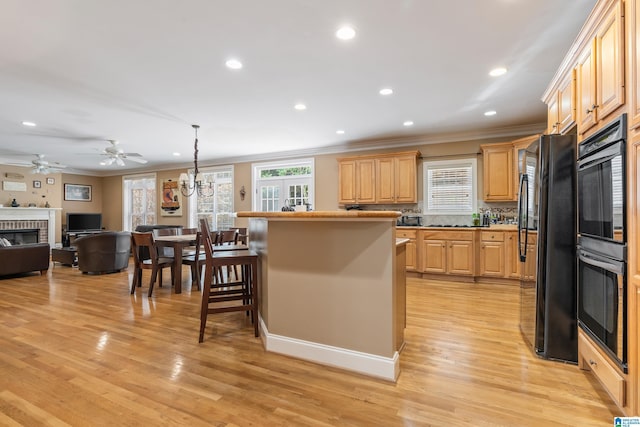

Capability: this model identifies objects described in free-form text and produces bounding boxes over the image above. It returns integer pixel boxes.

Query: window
[123,174,156,231]
[253,158,314,211]
[424,159,477,214]
[187,166,234,231]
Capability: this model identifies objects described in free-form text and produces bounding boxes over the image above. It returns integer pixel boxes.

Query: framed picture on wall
[64,183,92,201]
[33,180,41,188]
[160,179,182,216]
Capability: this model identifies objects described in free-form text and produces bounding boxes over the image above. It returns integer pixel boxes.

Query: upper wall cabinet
[576,0,624,136]
[481,135,539,203]
[546,70,576,134]
[338,158,376,204]
[629,0,640,129]
[481,142,515,202]
[337,151,420,205]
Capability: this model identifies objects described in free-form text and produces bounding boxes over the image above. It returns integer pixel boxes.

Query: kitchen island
[236,210,405,381]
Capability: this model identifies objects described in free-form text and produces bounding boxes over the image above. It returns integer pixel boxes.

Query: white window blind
[424,159,477,214]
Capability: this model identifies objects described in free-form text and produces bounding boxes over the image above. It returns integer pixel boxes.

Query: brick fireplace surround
[0,208,60,246]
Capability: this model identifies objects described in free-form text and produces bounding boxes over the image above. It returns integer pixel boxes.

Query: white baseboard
[259,317,399,381]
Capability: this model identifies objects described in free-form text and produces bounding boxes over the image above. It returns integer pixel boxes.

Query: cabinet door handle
[586,104,599,114]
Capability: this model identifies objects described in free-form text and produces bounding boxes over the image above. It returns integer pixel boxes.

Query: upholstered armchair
[75,231,131,274]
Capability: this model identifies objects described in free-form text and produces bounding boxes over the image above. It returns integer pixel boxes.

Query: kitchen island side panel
[251,218,397,358]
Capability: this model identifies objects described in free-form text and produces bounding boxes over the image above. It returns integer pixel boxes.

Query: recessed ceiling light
[336,130,345,134]
[484,110,497,116]
[22,121,36,127]
[294,103,307,111]
[489,67,507,77]
[173,152,181,156]
[336,26,356,40]
[379,88,393,96]
[403,121,414,127]
[225,59,243,70]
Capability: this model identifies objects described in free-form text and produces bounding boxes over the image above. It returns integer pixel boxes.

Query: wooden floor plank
[0,263,620,426]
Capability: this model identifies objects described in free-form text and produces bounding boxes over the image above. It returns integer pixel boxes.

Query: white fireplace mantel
[0,207,61,245]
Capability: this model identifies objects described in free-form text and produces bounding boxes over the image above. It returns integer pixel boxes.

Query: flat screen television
[66,213,102,233]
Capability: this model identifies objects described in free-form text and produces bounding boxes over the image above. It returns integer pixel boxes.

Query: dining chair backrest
[228,227,248,244]
[152,227,179,256]
[130,231,175,297]
[182,228,198,235]
[217,229,239,246]
[200,219,215,259]
[131,232,158,264]
[153,228,179,237]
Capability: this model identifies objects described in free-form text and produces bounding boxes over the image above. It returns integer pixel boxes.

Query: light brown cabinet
[396,228,417,271]
[479,231,505,277]
[478,230,521,279]
[338,151,419,205]
[547,70,576,134]
[376,154,418,203]
[576,0,624,135]
[481,143,515,201]
[420,230,475,276]
[505,231,520,279]
[337,158,375,204]
[630,0,640,130]
[512,134,540,194]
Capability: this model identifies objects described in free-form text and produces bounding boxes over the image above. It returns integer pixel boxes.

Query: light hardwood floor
[0,261,620,426]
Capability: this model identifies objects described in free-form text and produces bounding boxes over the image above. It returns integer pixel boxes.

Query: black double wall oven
[577,113,627,372]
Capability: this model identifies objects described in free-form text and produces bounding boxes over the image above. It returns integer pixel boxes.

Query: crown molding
[58,122,546,177]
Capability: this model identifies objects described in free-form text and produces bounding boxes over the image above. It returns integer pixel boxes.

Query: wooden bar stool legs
[198,219,259,342]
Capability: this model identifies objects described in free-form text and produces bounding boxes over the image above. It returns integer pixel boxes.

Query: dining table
[154,233,198,294]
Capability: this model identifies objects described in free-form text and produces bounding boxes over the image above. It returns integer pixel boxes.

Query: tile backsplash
[350,201,518,226]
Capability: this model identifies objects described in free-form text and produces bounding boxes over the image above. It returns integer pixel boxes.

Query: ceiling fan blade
[116,157,125,167]
[125,156,148,164]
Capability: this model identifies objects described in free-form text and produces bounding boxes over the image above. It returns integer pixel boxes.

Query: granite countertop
[236,210,401,218]
[396,224,518,231]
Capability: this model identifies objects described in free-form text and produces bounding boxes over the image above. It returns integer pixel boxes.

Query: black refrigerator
[517,133,577,363]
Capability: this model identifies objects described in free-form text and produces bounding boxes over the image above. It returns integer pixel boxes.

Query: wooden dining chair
[181,231,206,291]
[180,227,199,257]
[130,232,175,297]
[216,229,240,281]
[199,219,259,342]
[153,227,179,257]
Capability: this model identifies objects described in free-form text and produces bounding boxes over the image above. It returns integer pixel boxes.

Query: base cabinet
[396,228,417,271]
[479,231,505,277]
[505,231,520,279]
[420,230,474,276]
[578,331,626,408]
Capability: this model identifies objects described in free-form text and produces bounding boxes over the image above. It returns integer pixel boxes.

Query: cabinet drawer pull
[589,359,598,367]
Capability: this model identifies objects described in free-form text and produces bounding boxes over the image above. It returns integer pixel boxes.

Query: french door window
[187,166,234,231]
[123,174,156,231]
[253,159,314,212]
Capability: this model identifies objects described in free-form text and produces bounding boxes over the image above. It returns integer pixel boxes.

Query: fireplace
[0,228,39,245]
[0,208,59,246]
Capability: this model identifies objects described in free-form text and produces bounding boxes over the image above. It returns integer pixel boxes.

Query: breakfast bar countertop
[236,210,401,219]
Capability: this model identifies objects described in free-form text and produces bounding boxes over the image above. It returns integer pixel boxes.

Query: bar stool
[198,219,259,342]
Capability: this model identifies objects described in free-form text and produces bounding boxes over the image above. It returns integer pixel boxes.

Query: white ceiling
[0,0,596,175]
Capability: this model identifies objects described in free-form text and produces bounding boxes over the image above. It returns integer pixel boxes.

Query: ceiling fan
[3,154,67,175]
[100,140,148,166]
